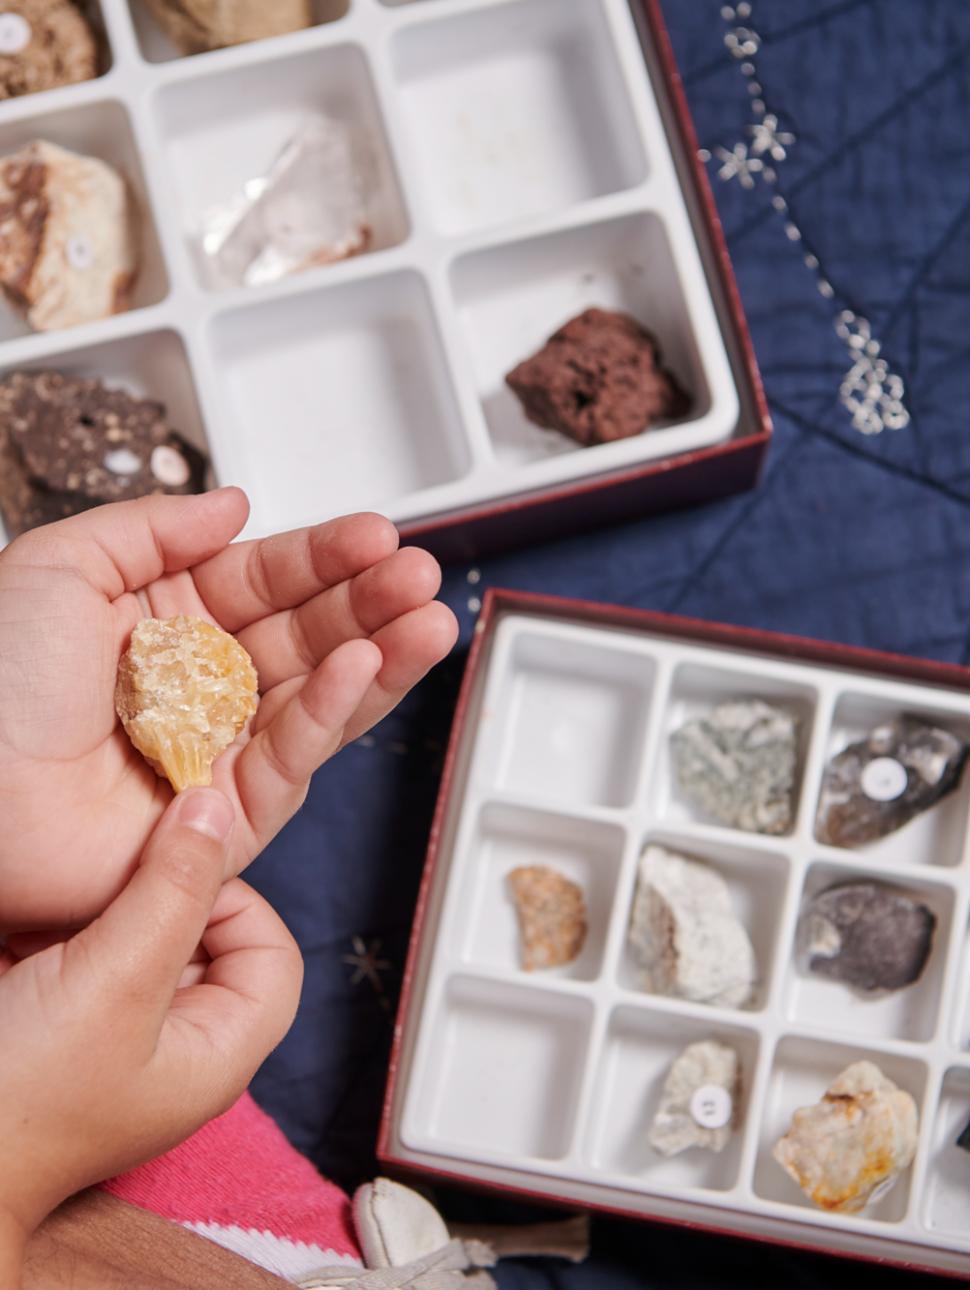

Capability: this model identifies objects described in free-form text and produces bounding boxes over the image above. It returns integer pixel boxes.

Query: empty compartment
[584,1005,758,1193]
[450,213,726,471]
[208,271,470,532]
[753,1035,927,1222]
[0,98,167,340]
[403,976,591,1162]
[453,801,625,981]
[785,861,951,1044]
[617,831,791,1012]
[656,660,817,837]
[814,691,970,868]
[922,1066,970,1243]
[391,0,645,235]
[129,1,349,63]
[490,629,655,809]
[152,42,406,288]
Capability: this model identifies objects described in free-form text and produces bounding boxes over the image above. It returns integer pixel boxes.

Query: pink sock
[102,1092,363,1283]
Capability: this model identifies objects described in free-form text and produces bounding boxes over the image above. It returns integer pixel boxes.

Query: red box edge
[378,586,970,1279]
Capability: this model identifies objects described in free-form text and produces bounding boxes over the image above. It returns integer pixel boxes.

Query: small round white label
[861,756,908,802]
[690,1085,732,1130]
[150,444,191,487]
[0,14,31,55]
[104,447,142,476]
[67,234,94,271]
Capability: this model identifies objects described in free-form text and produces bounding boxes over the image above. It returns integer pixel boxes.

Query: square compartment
[922,1066,970,1243]
[208,271,469,531]
[152,43,406,288]
[449,213,728,472]
[402,976,591,1162]
[814,692,970,868]
[584,1005,758,1193]
[0,99,168,341]
[655,661,818,837]
[785,861,951,1044]
[617,832,791,1012]
[487,628,655,810]
[391,0,646,235]
[753,1036,927,1222]
[128,1,349,63]
[452,801,625,981]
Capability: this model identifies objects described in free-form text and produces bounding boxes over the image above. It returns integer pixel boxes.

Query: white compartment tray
[383,594,970,1276]
[0,0,743,545]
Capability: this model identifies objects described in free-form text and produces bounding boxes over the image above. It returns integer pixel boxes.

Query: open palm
[0,487,457,932]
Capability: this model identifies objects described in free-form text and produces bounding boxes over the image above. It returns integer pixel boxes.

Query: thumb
[70,789,235,1025]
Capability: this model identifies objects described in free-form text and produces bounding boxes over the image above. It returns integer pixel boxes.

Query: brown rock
[142,0,312,54]
[507,865,587,971]
[0,1,98,100]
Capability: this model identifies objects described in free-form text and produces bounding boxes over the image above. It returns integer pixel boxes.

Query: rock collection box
[0,0,769,556]
[380,589,970,1276]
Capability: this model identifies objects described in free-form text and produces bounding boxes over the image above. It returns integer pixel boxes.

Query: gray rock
[799,881,936,993]
[628,845,757,1009]
[815,715,969,848]
[648,1040,740,1157]
[671,700,798,834]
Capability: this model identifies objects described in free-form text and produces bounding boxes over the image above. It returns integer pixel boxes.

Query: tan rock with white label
[0,140,139,332]
[0,0,98,100]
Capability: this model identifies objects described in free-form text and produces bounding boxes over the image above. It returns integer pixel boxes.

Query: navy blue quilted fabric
[249,2,970,1283]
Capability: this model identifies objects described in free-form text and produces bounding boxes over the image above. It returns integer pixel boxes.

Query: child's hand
[0,787,302,1248]
[0,488,458,931]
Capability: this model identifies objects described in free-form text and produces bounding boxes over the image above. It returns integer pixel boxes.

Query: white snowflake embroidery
[835,312,909,435]
[715,142,764,188]
[344,936,392,1009]
[749,114,795,161]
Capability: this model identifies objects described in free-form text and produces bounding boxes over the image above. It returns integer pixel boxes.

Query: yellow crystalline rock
[116,615,258,793]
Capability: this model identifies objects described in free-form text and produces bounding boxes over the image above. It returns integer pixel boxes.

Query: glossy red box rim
[379,586,970,1279]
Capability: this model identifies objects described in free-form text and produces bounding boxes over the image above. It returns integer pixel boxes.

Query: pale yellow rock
[772,1060,918,1213]
[115,615,258,793]
[142,0,312,53]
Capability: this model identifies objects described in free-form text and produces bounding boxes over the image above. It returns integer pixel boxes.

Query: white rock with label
[628,845,757,1009]
[648,1040,740,1157]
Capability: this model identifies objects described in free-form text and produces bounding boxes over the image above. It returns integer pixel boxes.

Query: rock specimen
[116,616,258,793]
[773,1061,918,1213]
[142,0,311,54]
[628,845,756,1009]
[799,881,936,994]
[648,1040,740,1157]
[0,0,98,99]
[505,307,690,447]
[0,370,206,535]
[671,700,798,834]
[956,1118,970,1153]
[815,715,969,848]
[0,140,138,332]
[203,117,370,289]
[507,865,587,971]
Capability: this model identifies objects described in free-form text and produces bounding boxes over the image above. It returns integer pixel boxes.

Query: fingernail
[177,789,234,842]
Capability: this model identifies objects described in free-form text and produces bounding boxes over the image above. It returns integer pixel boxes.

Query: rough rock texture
[0,370,206,534]
[116,616,258,793]
[628,845,757,1009]
[815,715,969,848]
[800,881,936,994]
[0,0,98,99]
[671,699,799,834]
[648,1040,740,1157]
[507,865,587,971]
[0,139,138,332]
[505,307,690,447]
[142,0,312,53]
[773,1061,918,1213]
[957,1118,970,1153]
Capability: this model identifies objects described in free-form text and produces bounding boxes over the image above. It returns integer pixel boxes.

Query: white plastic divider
[396,611,970,1265]
[0,0,741,544]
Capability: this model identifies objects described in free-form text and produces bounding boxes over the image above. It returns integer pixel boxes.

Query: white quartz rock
[772,1060,918,1213]
[628,845,757,1009]
[649,1040,740,1157]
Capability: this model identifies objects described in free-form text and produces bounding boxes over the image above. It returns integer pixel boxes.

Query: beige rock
[0,140,139,332]
[142,0,312,54]
[773,1060,918,1213]
[649,1040,740,1157]
[0,0,98,100]
[507,865,587,971]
